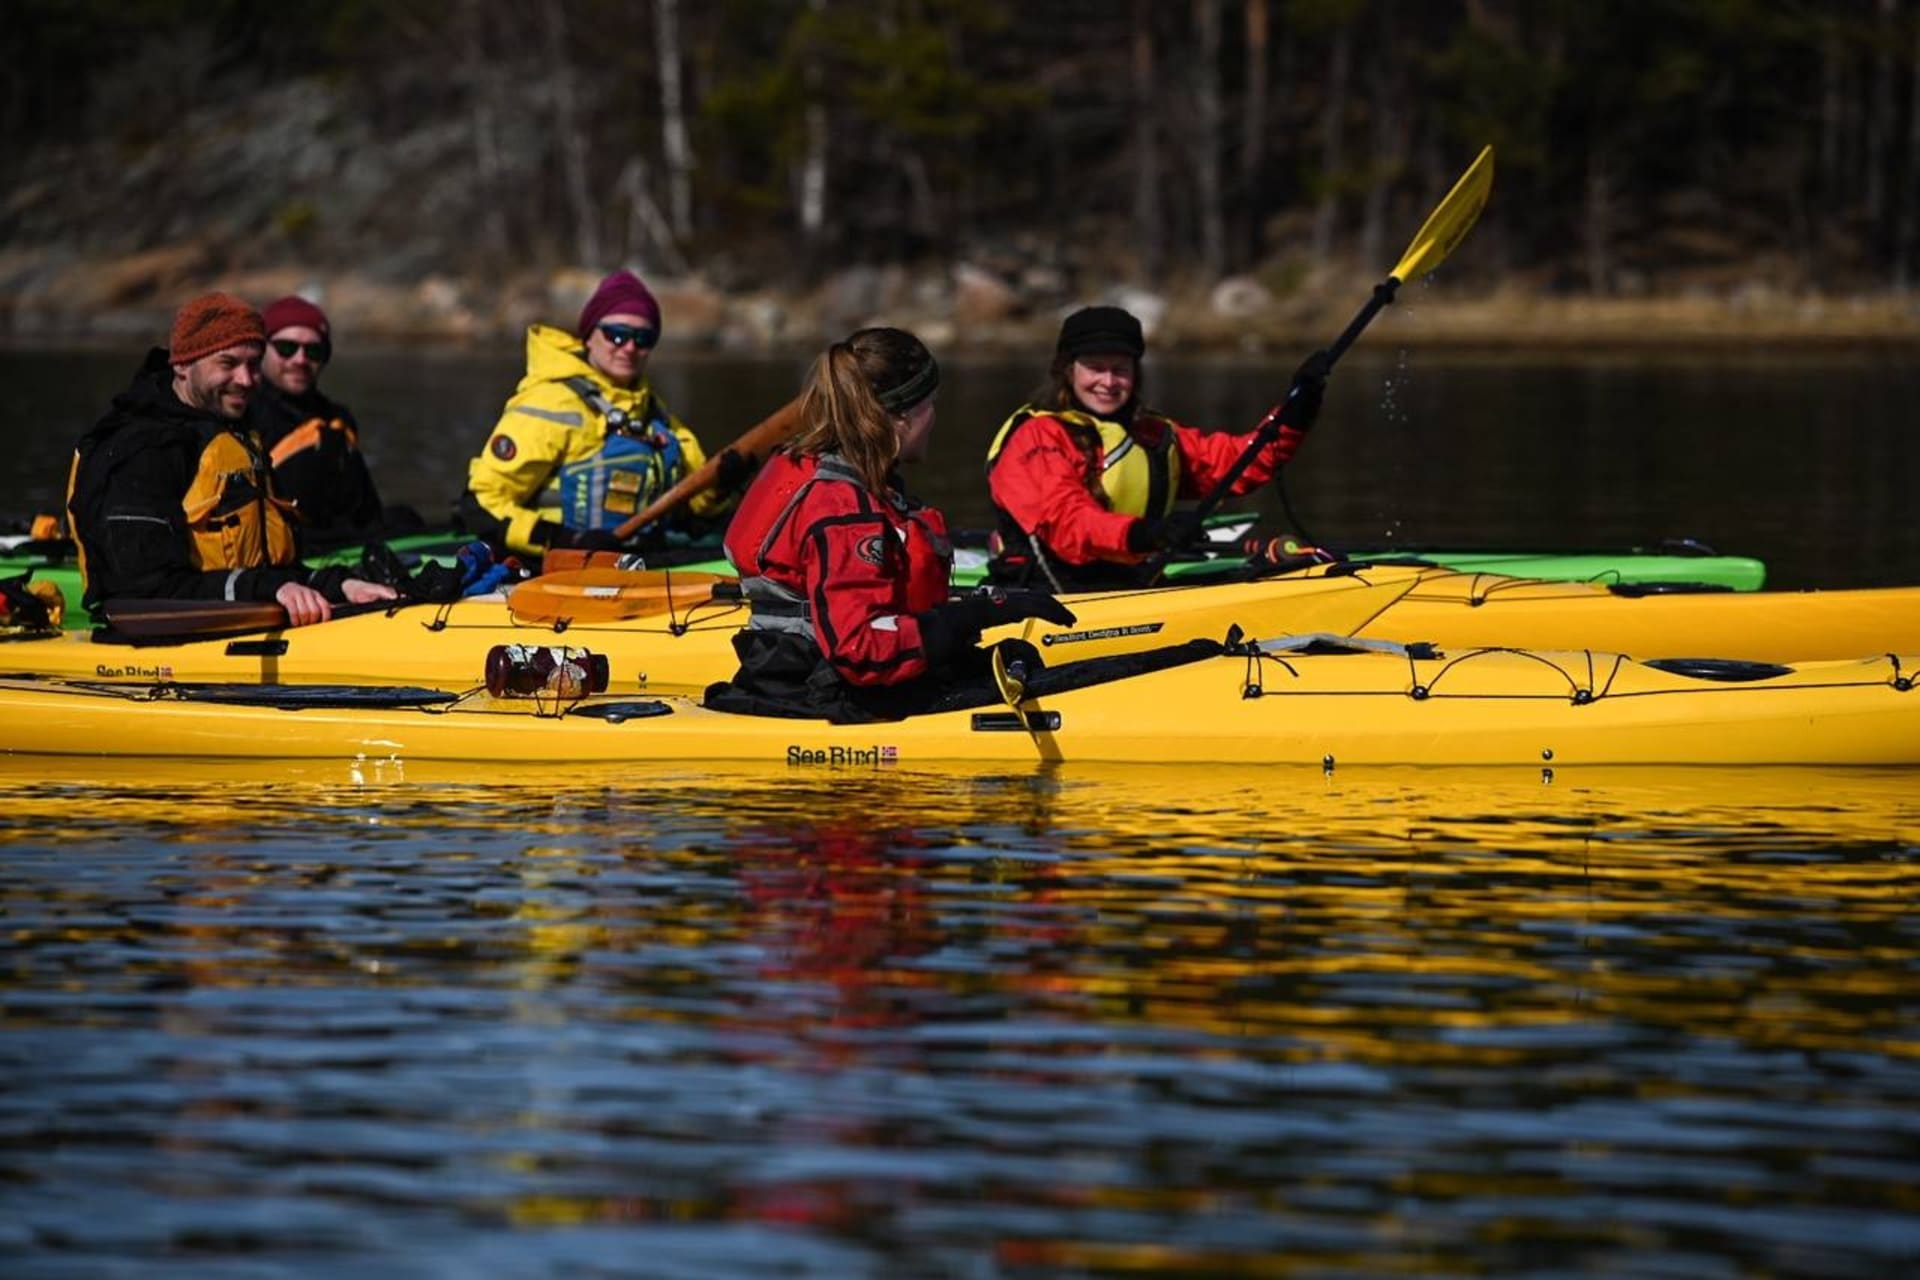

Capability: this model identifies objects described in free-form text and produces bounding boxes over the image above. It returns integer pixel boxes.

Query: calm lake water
[4,341,1919,588]
[3,342,1919,1275]
[1,761,1916,1277]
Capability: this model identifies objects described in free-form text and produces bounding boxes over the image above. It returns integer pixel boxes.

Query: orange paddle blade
[506,569,737,625]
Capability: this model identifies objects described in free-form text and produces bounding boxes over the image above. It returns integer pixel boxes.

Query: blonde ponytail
[788,328,937,493]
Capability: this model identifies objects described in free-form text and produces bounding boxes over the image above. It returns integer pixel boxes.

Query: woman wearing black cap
[707,327,1074,722]
[984,305,1330,590]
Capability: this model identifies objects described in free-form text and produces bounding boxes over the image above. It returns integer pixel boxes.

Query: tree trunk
[1132,0,1163,278]
[1193,0,1226,278]
[542,2,600,268]
[1821,23,1844,198]
[656,0,694,245]
[1899,7,1920,287]
[618,158,690,276]
[1583,146,1613,295]
[1359,35,1408,271]
[1239,0,1270,264]
[799,0,829,249]
[1310,15,1353,262]
[462,0,508,263]
[1866,0,1896,225]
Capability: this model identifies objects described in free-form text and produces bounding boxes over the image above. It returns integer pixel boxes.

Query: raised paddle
[616,394,805,540]
[1175,144,1495,544]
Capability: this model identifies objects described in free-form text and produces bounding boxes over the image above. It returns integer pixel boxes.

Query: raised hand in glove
[1252,348,1335,467]
[1285,347,1334,429]
[918,588,1078,664]
[1125,508,1206,555]
[713,447,757,494]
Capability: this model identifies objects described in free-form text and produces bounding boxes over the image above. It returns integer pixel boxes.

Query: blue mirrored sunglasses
[597,323,657,350]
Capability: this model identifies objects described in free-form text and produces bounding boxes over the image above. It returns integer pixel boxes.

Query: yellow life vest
[985,404,1181,519]
[179,430,301,572]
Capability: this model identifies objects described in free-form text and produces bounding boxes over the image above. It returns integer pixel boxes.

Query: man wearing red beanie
[65,292,396,626]
[246,295,387,542]
[461,268,741,557]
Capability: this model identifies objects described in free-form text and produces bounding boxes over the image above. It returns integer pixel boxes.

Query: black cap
[1056,306,1145,360]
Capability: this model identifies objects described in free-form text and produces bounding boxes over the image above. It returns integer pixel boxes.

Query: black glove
[1125,509,1207,555]
[1278,347,1333,433]
[713,448,756,493]
[918,589,1079,665]
[534,521,625,552]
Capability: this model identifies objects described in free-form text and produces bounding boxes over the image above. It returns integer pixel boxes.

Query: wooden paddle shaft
[100,598,290,638]
[99,596,402,642]
[612,396,806,540]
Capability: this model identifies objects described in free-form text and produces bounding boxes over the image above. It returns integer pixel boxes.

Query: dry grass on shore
[5,247,1920,353]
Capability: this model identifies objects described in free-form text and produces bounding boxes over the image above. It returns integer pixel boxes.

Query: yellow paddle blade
[991,644,1025,707]
[507,568,736,625]
[1388,144,1494,285]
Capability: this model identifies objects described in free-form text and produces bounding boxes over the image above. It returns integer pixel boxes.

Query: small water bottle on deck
[484,644,610,698]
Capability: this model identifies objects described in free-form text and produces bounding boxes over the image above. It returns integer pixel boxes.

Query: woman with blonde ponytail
[707,327,1074,722]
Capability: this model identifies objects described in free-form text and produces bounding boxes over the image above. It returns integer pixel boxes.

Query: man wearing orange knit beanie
[65,291,396,626]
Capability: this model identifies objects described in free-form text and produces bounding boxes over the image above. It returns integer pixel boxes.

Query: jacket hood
[517,323,654,404]
[79,348,226,453]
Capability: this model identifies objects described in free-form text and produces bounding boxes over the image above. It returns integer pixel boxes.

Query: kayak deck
[3,642,1914,767]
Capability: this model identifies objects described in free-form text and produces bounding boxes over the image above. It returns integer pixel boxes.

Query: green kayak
[2,525,1766,630]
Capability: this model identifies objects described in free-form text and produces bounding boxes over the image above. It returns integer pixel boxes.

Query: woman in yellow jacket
[461,271,735,557]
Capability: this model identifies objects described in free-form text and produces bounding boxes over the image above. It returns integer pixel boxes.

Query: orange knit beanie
[169,292,266,365]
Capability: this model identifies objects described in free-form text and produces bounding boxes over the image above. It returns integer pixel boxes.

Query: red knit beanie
[576,270,662,339]
[262,295,331,339]
[169,292,265,365]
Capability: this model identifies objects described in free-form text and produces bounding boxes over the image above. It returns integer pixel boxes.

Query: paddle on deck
[506,568,738,626]
[99,596,413,643]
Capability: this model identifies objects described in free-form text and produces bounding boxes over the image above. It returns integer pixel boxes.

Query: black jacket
[67,349,346,613]
[246,380,384,543]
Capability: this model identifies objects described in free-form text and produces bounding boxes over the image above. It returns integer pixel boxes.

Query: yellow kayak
[1357,570,1920,662]
[2,564,1914,695]
[0,571,1419,695]
[2,640,1914,767]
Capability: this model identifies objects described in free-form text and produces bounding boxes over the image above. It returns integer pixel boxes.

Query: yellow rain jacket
[464,324,724,555]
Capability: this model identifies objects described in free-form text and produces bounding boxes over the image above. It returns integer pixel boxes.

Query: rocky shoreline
[4,251,1920,355]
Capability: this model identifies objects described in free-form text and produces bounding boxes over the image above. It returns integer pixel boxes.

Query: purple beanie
[577,270,662,339]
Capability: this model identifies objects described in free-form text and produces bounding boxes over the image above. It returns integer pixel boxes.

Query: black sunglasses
[269,338,331,362]
[597,323,657,350]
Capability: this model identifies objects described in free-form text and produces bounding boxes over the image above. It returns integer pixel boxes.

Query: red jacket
[724,451,952,687]
[987,408,1292,566]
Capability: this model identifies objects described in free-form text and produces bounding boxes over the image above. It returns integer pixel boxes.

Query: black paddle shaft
[1191,277,1402,526]
[1137,277,1404,583]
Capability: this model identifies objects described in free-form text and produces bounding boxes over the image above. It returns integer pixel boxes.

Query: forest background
[5,0,1920,353]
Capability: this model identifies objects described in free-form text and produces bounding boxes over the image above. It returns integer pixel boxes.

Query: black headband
[876,356,939,412]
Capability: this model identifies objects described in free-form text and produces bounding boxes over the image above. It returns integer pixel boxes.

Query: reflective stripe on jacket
[465,324,719,554]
